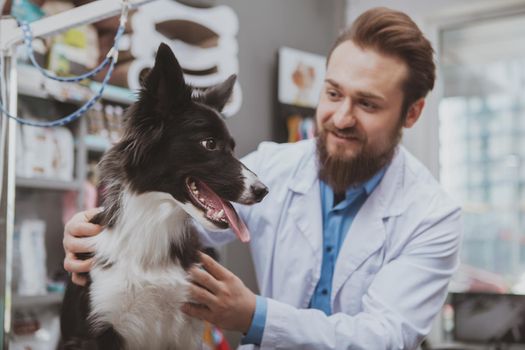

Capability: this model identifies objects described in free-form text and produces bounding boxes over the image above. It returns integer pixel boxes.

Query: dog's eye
[200,138,217,151]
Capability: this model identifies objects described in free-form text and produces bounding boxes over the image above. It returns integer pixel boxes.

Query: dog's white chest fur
[88,191,202,350]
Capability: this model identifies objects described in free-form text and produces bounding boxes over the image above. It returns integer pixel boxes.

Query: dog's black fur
[60,43,267,350]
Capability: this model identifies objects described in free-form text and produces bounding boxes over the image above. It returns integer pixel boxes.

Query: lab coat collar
[287,140,323,254]
[288,139,319,195]
[371,145,406,218]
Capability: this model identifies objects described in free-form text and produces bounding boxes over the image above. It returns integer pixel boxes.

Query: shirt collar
[340,166,387,198]
[361,166,387,196]
[320,166,387,211]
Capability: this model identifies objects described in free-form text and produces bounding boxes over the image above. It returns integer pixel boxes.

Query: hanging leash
[0,0,130,127]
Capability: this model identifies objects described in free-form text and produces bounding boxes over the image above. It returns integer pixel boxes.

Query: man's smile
[327,129,362,145]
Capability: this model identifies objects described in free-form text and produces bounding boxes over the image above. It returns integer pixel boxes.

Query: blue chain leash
[0,2,129,127]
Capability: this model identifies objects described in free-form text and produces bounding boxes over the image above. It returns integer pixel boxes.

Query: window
[439,13,525,292]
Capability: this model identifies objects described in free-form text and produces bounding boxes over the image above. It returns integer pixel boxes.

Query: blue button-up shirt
[242,168,386,345]
[309,169,386,314]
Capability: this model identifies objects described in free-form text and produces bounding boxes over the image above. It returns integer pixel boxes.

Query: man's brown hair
[328,7,435,119]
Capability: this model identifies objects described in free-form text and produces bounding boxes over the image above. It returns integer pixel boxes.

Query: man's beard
[316,123,402,193]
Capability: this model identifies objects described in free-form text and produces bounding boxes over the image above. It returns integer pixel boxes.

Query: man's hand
[182,252,256,333]
[63,208,104,286]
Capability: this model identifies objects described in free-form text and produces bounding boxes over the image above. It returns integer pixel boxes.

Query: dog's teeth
[217,209,224,218]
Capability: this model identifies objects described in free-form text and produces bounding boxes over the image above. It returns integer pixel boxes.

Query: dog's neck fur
[94,189,193,269]
[94,133,136,229]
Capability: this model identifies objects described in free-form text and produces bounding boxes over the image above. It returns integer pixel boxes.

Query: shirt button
[322,289,328,295]
[326,246,333,253]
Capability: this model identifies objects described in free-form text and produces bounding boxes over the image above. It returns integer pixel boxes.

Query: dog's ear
[197,74,236,112]
[142,43,191,110]
[126,44,187,170]
[138,67,151,87]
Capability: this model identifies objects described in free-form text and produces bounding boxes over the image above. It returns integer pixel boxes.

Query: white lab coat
[199,139,462,350]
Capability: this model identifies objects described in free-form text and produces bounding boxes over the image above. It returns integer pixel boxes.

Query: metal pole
[0,45,17,349]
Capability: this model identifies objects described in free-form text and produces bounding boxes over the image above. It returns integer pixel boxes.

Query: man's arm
[184,206,462,349]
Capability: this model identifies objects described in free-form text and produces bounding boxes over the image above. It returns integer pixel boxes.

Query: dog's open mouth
[186,178,250,243]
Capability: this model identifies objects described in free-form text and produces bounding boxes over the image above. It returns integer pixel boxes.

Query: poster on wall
[277,47,326,142]
[278,47,326,108]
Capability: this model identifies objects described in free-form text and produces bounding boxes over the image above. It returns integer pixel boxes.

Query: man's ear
[404,98,425,128]
[142,43,191,110]
[198,74,237,112]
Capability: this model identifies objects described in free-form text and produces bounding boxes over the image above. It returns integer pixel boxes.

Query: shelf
[84,135,112,153]
[90,81,137,105]
[17,64,92,105]
[17,63,136,106]
[13,292,64,308]
[16,177,81,191]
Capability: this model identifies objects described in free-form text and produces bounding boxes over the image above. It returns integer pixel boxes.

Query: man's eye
[326,89,340,99]
[360,100,377,110]
[200,138,217,150]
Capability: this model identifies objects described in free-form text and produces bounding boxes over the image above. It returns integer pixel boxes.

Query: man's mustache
[322,123,365,142]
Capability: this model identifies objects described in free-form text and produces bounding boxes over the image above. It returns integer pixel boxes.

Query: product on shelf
[17,125,74,181]
[15,219,47,296]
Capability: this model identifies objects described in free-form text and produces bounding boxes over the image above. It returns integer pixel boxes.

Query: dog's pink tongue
[196,180,251,243]
[221,202,250,243]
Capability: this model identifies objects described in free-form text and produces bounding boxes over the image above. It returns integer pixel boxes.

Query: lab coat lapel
[332,147,406,297]
[288,143,323,255]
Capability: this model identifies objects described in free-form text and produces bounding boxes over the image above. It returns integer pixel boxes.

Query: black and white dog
[60,43,268,350]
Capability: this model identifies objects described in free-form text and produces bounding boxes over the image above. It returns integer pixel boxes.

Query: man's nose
[333,98,356,129]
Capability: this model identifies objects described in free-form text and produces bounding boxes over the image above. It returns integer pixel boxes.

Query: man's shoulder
[399,147,435,182]
[397,146,460,212]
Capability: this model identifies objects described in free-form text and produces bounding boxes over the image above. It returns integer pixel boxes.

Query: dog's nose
[251,181,269,202]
